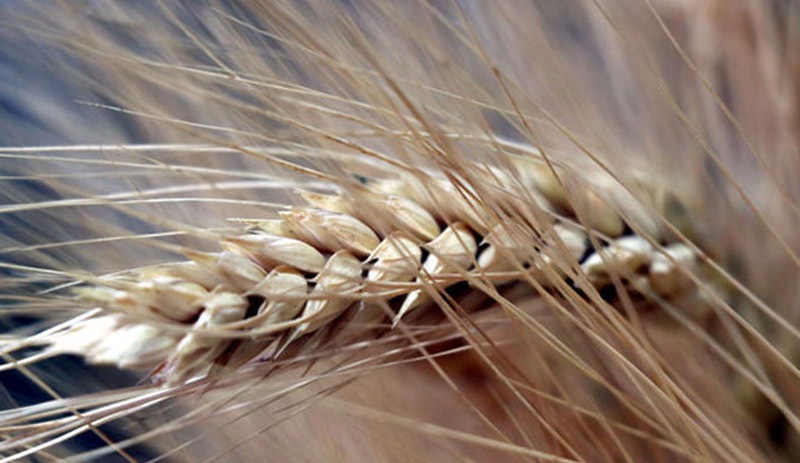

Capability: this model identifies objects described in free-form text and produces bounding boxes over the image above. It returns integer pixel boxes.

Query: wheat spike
[33,162,704,386]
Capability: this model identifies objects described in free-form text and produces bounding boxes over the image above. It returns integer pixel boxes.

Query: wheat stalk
[1,1,799,462]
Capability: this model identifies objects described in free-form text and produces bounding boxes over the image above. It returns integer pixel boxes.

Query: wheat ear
[20,150,706,387]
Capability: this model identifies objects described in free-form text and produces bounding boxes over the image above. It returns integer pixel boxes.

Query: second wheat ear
[41,153,706,386]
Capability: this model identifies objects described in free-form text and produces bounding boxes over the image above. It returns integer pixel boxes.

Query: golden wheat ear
[19,151,704,388]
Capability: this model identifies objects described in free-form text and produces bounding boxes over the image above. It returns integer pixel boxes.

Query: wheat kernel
[649,243,697,297]
[395,222,477,324]
[293,250,363,337]
[250,266,309,325]
[223,233,326,273]
[280,207,380,256]
[581,235,654,284]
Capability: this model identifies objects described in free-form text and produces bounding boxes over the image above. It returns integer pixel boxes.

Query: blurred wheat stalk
[1,1,800,462]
